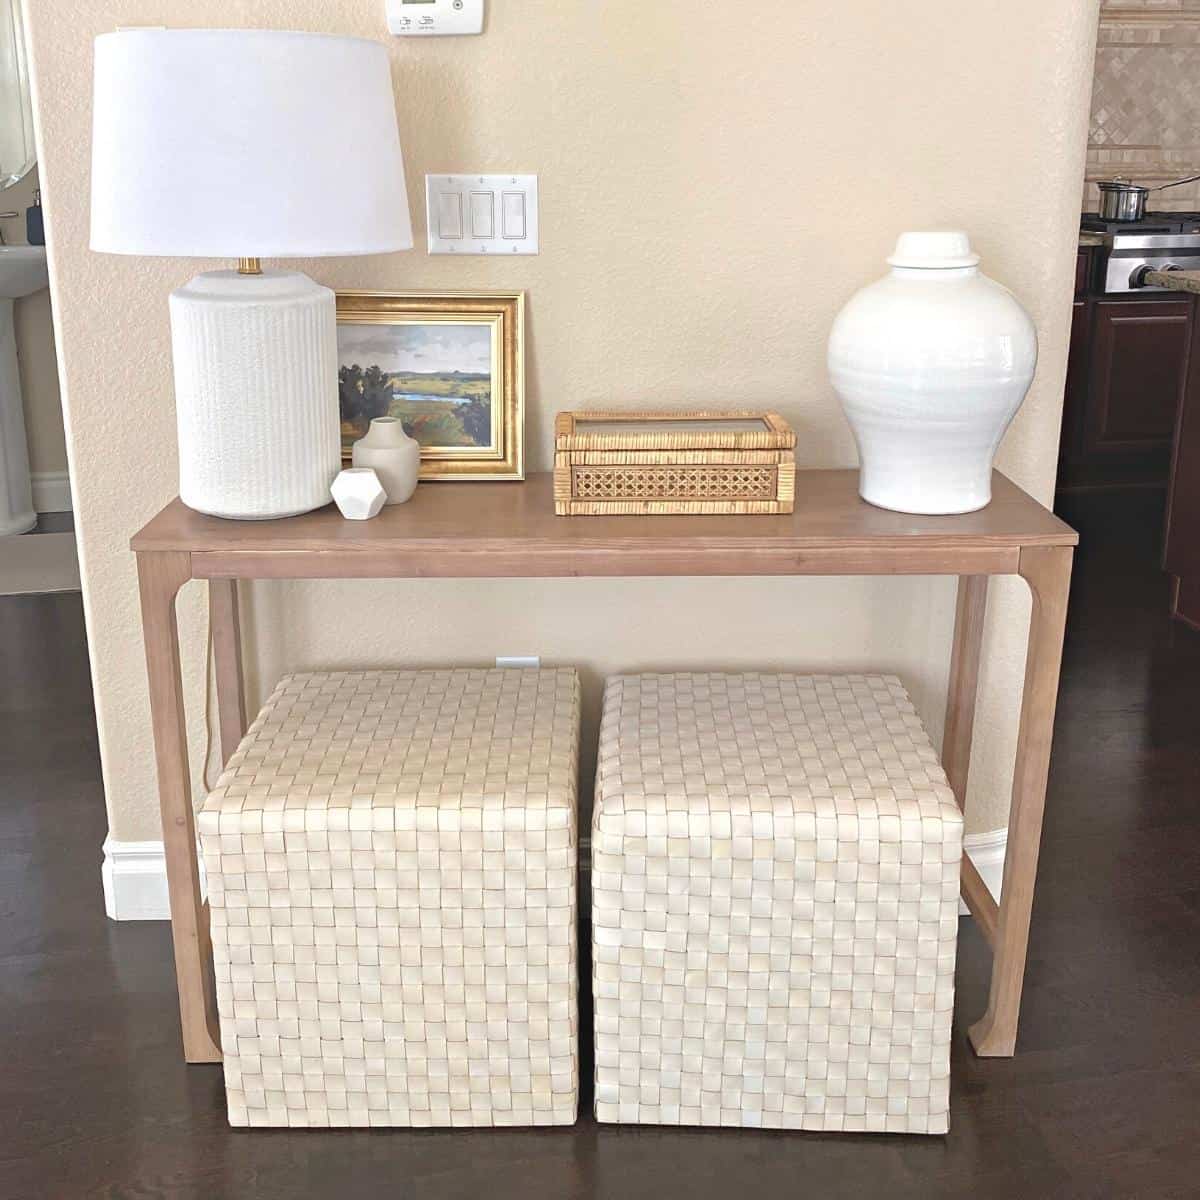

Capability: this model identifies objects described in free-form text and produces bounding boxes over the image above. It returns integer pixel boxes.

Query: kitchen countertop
[1079,231,1106,248]
[1144,269,1200,295]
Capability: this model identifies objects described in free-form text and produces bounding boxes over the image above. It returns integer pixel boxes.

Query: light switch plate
[387,0,484,36]
[426,174,539,255]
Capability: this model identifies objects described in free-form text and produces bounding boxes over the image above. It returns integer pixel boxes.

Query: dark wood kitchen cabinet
[1085,299,1190,449]
[1058,248,1191,491]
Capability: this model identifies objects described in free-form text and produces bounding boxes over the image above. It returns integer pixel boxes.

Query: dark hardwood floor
[2,490,1199,1199]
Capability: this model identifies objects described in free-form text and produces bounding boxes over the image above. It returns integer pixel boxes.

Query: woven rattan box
[554,411,796,516]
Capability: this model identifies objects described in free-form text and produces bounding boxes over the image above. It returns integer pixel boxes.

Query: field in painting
[338,320,495,452]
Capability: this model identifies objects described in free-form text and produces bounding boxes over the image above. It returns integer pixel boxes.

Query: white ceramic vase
[352,417,421,505]
[827,231,1038,515]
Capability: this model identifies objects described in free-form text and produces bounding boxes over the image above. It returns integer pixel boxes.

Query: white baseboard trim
[960,827,1006,914]
[101,828,1007,923]
[31,470,72,513]
[102,837,204,921]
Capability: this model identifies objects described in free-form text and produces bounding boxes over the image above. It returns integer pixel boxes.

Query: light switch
[502,192,527,240]
[437,191,463,240]
[470,191,495,239]
[426,174,539,254]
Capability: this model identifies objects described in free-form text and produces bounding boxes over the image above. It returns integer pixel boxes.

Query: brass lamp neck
[236,257,263,276]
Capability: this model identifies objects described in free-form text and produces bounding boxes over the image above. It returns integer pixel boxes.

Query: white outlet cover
[426,174,539,255]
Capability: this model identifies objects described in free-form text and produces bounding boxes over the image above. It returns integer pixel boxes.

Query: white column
[0,297,36,536]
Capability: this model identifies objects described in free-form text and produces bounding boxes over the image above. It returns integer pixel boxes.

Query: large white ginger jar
[828,231,1038,515]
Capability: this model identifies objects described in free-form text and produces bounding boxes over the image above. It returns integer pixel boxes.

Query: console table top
[131,470,1075,579]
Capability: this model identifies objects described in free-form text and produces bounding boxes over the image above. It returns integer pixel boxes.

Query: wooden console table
[131,470,1077,1065]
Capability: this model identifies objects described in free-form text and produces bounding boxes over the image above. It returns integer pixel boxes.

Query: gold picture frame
[336,291,524,481]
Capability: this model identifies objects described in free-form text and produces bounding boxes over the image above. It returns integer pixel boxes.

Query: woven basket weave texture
[592,672,963,1134]
[199,668,580,1128]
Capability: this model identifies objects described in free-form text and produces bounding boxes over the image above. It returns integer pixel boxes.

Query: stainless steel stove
[1082,211,1200,293]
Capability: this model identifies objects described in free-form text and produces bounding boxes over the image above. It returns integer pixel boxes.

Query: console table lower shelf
[130,469,1077,1065]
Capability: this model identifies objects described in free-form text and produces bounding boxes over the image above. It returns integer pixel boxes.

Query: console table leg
[969,544,1073,1057]
[209,578,247,768]
[137,550,222,1064]
[944,574,988,805]
[944,575,1002,937]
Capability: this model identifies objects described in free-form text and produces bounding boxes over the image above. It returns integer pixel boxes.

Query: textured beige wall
[6,165,67,477]
[23,0,1099,845]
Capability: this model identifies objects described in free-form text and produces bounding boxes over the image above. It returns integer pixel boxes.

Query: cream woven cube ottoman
[591,673,963,1135]
[198,668,581,1128]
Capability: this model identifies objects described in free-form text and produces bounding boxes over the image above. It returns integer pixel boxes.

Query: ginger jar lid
[887,230,981,269]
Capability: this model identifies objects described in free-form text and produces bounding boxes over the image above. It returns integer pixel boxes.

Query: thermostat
[387,0,484,36]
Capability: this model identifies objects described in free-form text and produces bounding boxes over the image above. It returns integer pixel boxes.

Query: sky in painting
[338,322,492,376]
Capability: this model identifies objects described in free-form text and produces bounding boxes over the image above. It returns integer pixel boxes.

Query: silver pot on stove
[1098,173,1200,222]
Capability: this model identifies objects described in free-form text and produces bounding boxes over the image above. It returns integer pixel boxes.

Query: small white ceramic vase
[331,467,387,520]
[352,417,421,505]
[827,231,1038,515]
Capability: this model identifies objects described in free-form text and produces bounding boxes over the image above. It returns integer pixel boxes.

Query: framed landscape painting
[336,291,524,480]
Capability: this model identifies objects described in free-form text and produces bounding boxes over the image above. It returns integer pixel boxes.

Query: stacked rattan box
[198,668,581,1128]
[591,672,963,1134]
[554,411,796,516]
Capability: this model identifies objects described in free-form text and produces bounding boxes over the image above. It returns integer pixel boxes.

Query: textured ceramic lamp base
[169,270,341,520]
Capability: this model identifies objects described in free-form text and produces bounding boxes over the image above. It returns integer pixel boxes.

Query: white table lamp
[91,29,412,519]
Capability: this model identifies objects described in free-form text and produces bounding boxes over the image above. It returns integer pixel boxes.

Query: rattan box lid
[555,410,795,453]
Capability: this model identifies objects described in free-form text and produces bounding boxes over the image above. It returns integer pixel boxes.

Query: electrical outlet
[495,656,541,669]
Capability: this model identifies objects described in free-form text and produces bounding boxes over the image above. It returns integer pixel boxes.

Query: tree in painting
[338,364,392,427]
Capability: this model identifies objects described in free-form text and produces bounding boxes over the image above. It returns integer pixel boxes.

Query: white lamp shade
[91,29,412,259]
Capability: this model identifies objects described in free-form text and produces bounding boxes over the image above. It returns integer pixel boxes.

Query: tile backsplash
[1086,0,1200,210]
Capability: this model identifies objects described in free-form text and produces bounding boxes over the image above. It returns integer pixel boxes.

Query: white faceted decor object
[352,417,421,505]
[198,669,582,1128]
[331,468,387,520]
[592,672,963,1135]
[828,231,1038,515]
